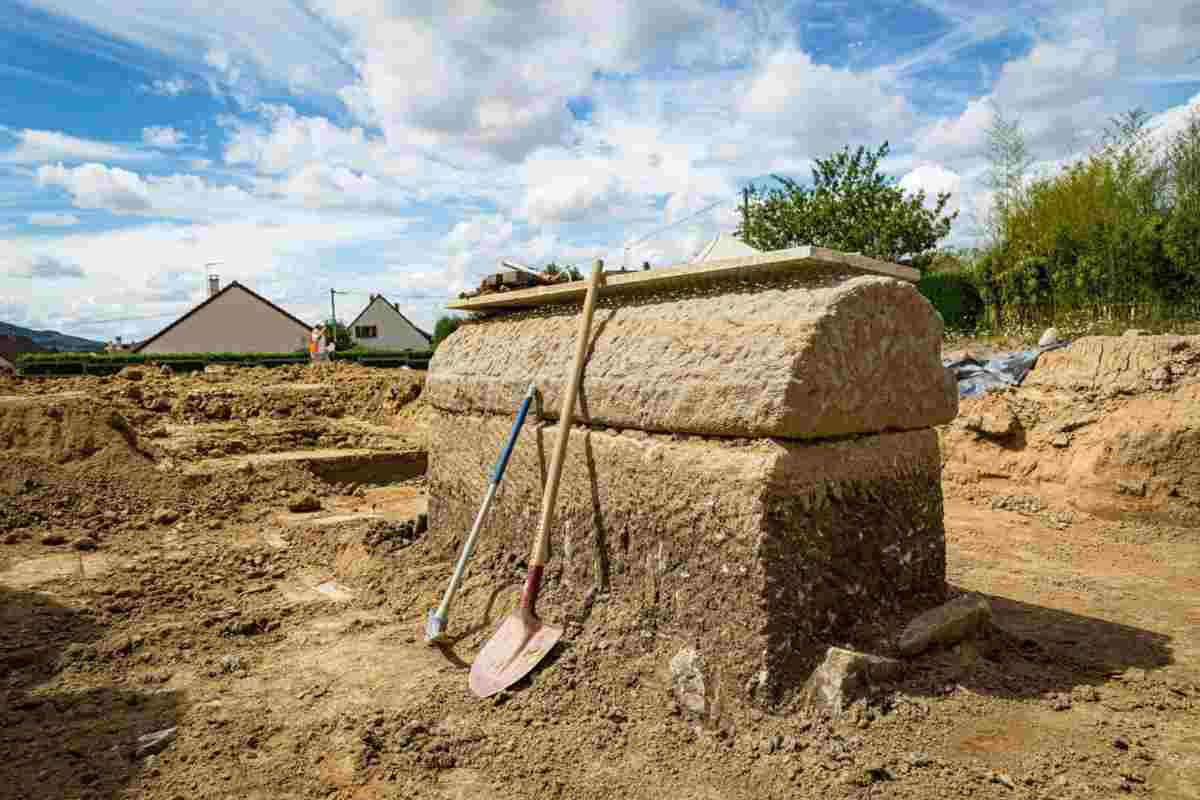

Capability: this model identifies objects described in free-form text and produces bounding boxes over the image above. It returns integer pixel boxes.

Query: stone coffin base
[428,410,947,707]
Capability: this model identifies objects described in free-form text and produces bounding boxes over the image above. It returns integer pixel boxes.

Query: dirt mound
[0,394,146,466]
[1024,334,1200,396]
[941,335,1200,523]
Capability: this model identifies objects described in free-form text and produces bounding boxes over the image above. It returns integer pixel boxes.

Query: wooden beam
[446,245,919,312]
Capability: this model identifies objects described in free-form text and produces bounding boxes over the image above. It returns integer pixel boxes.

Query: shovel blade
[469,610,562,698]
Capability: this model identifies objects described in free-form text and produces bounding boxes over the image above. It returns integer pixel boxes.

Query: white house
[135,277,312,355]
[348,295,432,351]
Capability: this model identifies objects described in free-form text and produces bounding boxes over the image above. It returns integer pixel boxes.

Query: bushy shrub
[917,272,985,331]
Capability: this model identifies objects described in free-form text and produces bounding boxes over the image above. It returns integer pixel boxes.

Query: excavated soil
[2,350,1199,800]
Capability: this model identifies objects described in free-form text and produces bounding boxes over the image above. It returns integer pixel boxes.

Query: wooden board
[447,245,919,312]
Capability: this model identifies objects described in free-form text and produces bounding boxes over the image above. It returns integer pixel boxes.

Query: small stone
[1038,327,1060,347]
[800,646,904,716]
[963,395,1017,437]
[669,647,707,720]
[153,508,178,526]
[908,752,932,768]
[41,533,67,546]
[1047,692,1073,711]
[119,367,144,381]
[287,493,322,513]
[1122,329,1149,338]
[991,772,1016,790]
[898,594,992,657]
[766,734,783,754]
[134,727,177,757]
[220,655,244,674]
[73,536,98,551]
[1113,736,1130,750]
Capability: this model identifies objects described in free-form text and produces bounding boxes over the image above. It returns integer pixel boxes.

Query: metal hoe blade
[468,609,562,697]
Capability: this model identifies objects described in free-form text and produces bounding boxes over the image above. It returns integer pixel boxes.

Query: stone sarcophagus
[426,248,957,706]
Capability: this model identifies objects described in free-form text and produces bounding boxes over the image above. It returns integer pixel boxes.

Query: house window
[355,325,378,339]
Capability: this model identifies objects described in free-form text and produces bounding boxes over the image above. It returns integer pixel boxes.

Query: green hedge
[918,272,985,332]
[16,348,431,375]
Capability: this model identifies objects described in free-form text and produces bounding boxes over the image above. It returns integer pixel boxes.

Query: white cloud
[918,98,995,161]
[223,105,383,175]
[252,163,410,212]
[740,49,912,153]
[900,164,963,217]
[0,129,145,164]
[142,126,188,149]
[313,0,740,162]
[27,212,81,227]
[142,77,193,96]
[0,243,85,279]
[36,163,255,218]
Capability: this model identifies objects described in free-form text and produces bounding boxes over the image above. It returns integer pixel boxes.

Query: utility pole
[741,187,751,236]
[329,289,350,358]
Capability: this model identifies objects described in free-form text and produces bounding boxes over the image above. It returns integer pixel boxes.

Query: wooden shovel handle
[528,259,605,569]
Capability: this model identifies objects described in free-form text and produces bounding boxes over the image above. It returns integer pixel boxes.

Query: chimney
[208,274,220,298]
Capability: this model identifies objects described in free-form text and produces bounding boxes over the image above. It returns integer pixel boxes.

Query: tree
[736,142,956,264]
[984,102,1034,243]
[325,320,353,352]
[544,262,583,280]
[432,315,464,350]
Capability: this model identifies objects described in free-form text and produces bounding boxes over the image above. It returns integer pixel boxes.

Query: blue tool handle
[491,385,535,483]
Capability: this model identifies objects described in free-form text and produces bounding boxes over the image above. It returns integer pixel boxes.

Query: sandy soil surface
[2,353,1198,800]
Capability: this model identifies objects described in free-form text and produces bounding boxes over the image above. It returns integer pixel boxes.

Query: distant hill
[0,321,105,353]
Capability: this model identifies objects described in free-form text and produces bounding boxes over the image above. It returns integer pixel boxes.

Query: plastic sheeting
[943,340,1071,398]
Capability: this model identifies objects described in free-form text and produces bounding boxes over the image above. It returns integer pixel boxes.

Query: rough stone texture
[427,274,956,440]
[961,392,1018,437]
[898,594,992,657]
[670,648,707,719]
[800,647,905,716]
[1023,336,1200,397]
[287,492,322,513]
[427,410,947,706]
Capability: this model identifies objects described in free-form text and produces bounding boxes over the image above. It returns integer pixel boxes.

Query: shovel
[469,259,605,698]
[426,381,538,643]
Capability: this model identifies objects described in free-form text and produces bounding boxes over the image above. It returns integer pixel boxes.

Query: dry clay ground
[1,349,1198,800]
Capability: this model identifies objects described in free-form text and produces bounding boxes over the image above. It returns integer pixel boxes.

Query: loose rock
[73,536,98,551]
[287,493,322,513]
[41,533,67,546]
[153,508,178,526]
[800,647,904,716]
[669,647,707,720]
[1038,327,1060,347]
[135,727,177,758]
[898,594,992,657]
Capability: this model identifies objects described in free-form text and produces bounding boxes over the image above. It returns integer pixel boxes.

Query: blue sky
[2,0,1200,343]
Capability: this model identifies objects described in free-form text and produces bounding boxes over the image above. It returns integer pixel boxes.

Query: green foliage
[544,263,583,281]
[323,320,354,351]
[984,102,1034,242]
[918,272,985,332]
[15,347,431,376]
[737,142,957,264]
[432,315,465,350]
[975,104,1200,329]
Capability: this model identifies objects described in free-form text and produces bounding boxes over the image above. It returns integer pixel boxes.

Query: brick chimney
[208,274,220,298]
